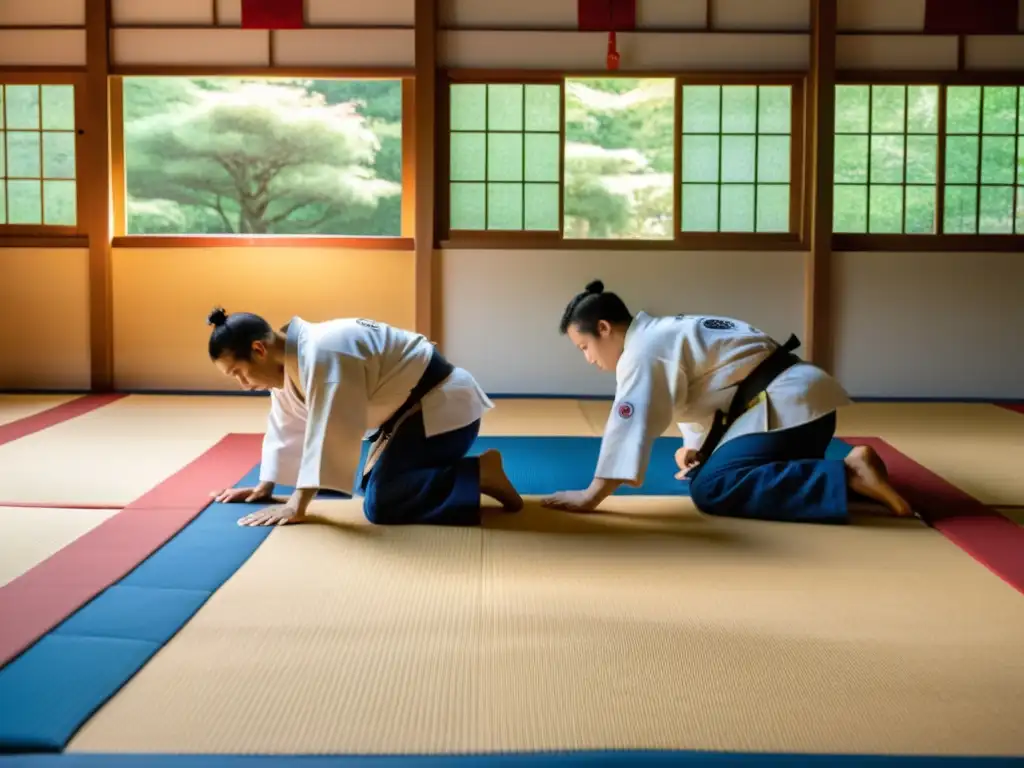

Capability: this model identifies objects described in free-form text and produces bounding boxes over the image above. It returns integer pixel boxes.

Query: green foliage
[563,81,792,238]
[564,78,674,239]
[833,85,1022,235]
[122,77,402,236]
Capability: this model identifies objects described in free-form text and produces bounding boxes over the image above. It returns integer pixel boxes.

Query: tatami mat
[837,403,1024,506]
[479,399,594,436]
[0,396,269,505]
[0,395,80,427]
[0,507,119,587]
[68,497,1024,757]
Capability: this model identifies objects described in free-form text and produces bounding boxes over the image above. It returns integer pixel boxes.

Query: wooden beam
[832,234,1024,252]
[805,0,836,372]
[84,0,113,391]
[414,0,437,343]
[111,236,415,250]
[109,77,126,237]
[0,237,88,248]
[401,78,416,239]
[109,66,414,78]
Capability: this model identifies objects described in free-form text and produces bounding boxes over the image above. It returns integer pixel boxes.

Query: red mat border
[846,437,1024,596]
[0,502,122,510]
[0,394,126,447]
[997,402,1024,416]
[0,432,263,669]
[2,432,1020,670]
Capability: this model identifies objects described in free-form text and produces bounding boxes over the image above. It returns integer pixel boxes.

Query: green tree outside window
[123,77,402,236]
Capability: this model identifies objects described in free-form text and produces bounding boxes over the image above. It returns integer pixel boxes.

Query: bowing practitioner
[206,308,523,527]
[541,281,912,523]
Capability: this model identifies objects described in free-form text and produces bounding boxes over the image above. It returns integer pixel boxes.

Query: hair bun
[585,280,604,295]
[207,307,228,327]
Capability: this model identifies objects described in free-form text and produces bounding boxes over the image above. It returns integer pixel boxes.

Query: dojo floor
[2,394,1024,761]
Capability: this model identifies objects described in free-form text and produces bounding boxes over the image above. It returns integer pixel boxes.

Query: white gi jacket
[258,317,492,494]
[595,311,851,484]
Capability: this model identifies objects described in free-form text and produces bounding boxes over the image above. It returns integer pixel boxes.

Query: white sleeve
[594,359,674,485]
[678,415,715,451]
[258,389,305,486]
[296,360,368,495]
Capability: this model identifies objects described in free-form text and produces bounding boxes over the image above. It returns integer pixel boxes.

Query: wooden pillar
[84,0,113,390]
[414,0,438,342]
[805,0,837,371]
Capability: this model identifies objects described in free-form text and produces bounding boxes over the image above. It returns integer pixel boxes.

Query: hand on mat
[237,504,305,527]
[540,490,598,513]
[212,482,274,504]
[674,448,701,479]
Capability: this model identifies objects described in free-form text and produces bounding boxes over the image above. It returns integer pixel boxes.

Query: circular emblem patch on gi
[617,401,634,419]
[702,318,736,331]
[356,318,380,330]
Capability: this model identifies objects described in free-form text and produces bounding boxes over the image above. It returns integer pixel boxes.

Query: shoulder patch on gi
[356,318,380,330]
[701,318,736,331]
[617,401,634,419]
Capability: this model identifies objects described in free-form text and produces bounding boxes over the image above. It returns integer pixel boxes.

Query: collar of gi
[623,310,651,350]
[284,317,306,401]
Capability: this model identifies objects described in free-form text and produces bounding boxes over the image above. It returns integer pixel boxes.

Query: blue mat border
[1,751,1022,766]
[0,478,275,753]
[263,436,848,499]
[260,436,706,499]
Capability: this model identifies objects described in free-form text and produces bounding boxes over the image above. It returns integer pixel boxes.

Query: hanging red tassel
[607,30,620,70]
[579,0,634,70]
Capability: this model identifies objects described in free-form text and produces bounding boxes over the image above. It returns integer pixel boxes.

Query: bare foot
[844,446,913,518]
[479,449,524,512]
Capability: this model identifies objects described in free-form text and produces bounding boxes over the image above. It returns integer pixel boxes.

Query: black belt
[366,345,454,445]
[696,334,802,462]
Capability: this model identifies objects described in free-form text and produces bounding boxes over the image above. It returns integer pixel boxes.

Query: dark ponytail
[558,279,632,335]
[207,307,273,361]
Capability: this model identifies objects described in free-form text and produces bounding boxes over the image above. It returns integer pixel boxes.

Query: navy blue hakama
[362,410,483,526]
[687,412,849,524]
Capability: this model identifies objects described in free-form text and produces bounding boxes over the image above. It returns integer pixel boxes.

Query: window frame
[832,83,942,236]
[439,70,808,251]
[832,70,1024,252]
[109,73,416,250]
[677,74,806,242]
[438,71,565,248]
[0,71,87,240]
[943,84,1020,237]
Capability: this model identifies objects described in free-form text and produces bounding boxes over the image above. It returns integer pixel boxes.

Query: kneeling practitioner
[540,281,912,523]
[206,309,523,526]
